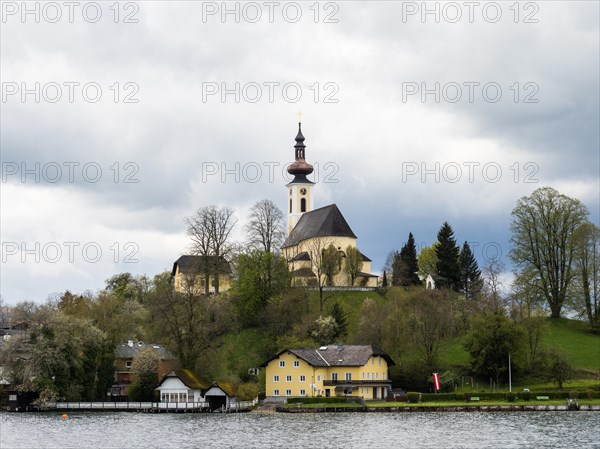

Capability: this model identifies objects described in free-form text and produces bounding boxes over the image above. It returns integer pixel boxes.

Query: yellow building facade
[261,345,394,400]
[171,255,232,295]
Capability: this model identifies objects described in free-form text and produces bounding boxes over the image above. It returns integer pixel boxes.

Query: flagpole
[508,353,512,393]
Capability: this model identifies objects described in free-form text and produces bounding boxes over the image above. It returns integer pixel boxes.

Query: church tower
[286,122,315,234]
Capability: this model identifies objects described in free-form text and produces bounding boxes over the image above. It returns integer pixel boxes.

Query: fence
[46,401,209,411]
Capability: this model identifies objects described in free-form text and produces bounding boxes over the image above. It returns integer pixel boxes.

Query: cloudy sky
[1,1,598,304]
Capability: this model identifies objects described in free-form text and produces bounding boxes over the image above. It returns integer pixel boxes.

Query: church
[282,123,378,288]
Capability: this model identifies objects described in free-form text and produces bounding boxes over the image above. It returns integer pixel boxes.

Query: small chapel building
[282,123,378,288]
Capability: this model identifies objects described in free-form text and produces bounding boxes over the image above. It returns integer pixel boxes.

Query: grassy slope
[543,318,600,371]
[438,318,600,373]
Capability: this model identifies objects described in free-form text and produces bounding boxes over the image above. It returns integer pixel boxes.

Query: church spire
[288,122,314,180]
[286,121,315,235]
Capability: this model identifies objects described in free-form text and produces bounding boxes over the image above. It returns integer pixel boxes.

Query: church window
[289,199,292,213]
[300,198,306,212]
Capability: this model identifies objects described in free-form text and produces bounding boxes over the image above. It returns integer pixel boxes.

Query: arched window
[300,198,306,212]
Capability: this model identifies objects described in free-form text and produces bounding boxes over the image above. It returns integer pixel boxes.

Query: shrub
[506,392,517,402]
[586,389,595,399]
[569,391,579,399]
[406,392,421,403]
[520,391,531,401]
[237,383,259,401]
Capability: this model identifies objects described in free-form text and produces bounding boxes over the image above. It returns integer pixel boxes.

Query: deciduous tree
[405,290,454,372]
[509,187,589,318]
[245,199,285,254]
[185,205,237,294]
[465,312,524,386]
[129,347,160,401]
[234,250,290,326]
[344,245,363,286]
[417,243,439,280]
[572,222,600,329]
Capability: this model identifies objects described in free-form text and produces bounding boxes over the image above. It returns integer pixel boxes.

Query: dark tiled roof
[289,251,311,262]
[155,369,208,390]
[171,255,231,276]
[115,341,175,360]
[359,251,372,262]
[282,204,357,248]
[261,345,395,367]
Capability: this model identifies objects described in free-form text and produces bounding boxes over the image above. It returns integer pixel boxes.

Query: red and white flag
[432,372,440,391]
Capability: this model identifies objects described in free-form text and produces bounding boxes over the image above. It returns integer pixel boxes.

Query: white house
[155,369,231,411]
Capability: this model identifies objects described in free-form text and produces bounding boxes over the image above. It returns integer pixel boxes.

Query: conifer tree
[460,241,482,300]
[400,232,421,286]
[382,270,388,287]
[435,222,461,290]
[329,302,348,339]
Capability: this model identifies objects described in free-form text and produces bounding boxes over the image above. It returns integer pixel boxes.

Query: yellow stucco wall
[265,352,391,400]
[284,236,378,287]
[173,269,232,295]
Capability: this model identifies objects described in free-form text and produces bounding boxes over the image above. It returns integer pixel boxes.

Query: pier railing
[46,401,209,411]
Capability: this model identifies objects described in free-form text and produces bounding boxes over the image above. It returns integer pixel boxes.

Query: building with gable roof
[171,255,232,294]
[109,340,175,400]
[261,344,394,400]
[282,123,378,287]
[155,369,231,410]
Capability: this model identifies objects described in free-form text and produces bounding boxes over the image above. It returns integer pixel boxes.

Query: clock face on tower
[300,188,307,195]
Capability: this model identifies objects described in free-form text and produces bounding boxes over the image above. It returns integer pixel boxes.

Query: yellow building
[261,345,395,400]
[283,123,378,287]
[171,255,232,295]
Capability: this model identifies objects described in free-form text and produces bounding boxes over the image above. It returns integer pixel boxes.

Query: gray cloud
[1,1,598,302]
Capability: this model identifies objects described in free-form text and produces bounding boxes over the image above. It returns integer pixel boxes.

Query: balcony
[323,379,391,386]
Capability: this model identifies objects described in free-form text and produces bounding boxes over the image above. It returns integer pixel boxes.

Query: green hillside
[213,290,599,392]
[544,318,600,371]
[439,318,599,372]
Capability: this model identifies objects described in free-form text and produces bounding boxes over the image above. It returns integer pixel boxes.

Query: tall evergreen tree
[382,270,388,287]
[329,302,348,339]
[435,222,461,290]
[400,232,421,286]
[391,233,421,286]
[460,241,482,300]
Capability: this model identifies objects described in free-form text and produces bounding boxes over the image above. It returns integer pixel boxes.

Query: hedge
[289,397,347,404]
[406,392,421,403]
[420,393,459,402]
[393,390,600,403]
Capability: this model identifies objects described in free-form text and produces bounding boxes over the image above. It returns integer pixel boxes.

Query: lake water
[1,411,599,448]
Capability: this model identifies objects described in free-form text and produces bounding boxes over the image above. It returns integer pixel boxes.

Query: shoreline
[277,404,600,413]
